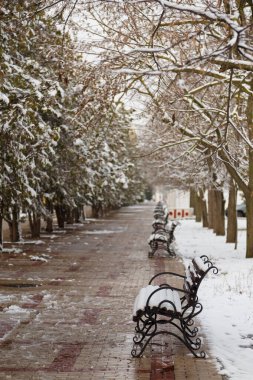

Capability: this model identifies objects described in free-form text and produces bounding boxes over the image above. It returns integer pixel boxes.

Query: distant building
[154,186,189,208]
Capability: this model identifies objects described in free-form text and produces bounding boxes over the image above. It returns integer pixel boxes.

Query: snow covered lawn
[176,218,253,380]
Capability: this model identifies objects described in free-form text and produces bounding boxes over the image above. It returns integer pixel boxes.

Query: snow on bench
[133,285,181,322]
[148,232,168,244]
[131,255,218,358]
[152,219,165,229]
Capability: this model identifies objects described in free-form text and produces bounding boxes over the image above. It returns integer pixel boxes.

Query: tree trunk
[7,206,21,242]
[80,206,85,222]
[46,217,53,233]
[91,205,99,218]
[199,188,208,228]
[74,207,81,223]
[246,77,253,258]
[92,207,98,218]
[195,191,202,222]
[66,206,74,224]
[92,202,103,218]
[45,200,54,233]
[55,205,65,228]
[190,188,197,215]
[0,213,3,252]
[28,211,41,238]
[213,189,225,236]
[207,189,215,229]
[189,187,196,209]
[246,194,253,258]
[226,178,237,244]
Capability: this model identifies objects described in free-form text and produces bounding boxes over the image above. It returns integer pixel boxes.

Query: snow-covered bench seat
[152,219,165,231]
[131,255,218,358]
[133,285,182,322]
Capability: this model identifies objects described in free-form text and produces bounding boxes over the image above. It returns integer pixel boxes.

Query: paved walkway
[0,204,224,379]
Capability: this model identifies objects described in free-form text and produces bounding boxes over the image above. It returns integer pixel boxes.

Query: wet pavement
[0,204,223,379]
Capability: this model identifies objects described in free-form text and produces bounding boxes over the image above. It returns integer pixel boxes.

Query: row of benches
[148,201,179,258]
[131,202,218,359]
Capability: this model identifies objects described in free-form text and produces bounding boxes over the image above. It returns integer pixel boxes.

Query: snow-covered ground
[175,218,253,380]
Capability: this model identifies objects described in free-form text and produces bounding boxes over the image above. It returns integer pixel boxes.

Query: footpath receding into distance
[0,204,223,380]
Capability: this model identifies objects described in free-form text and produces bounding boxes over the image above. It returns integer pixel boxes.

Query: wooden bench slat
[148,233,168,243]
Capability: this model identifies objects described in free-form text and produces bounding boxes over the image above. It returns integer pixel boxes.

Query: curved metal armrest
[149,271,185,285]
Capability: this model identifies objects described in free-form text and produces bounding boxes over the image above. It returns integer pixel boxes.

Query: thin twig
[61,0,79,54]
[35,0,66,14]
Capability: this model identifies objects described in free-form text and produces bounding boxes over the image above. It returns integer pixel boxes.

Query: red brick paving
[0,204,224,379]
[47,343,85,372]
[0,321,15,339]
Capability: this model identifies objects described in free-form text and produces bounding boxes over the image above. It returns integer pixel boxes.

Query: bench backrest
[168,221,179,242]
[183,255,218,305]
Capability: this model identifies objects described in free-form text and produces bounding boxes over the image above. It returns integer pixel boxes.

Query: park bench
[148,221,179,257]
[131,255,218,358]
[153,203,166,219]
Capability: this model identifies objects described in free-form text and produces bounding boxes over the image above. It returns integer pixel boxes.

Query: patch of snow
[4,305,28,314]
[41,254,51,259]
[74,138,84,146]
[82,229,126,234]
[42,234,58,239]
[2,248,23,254]
[34,240,46,245]
[14,240,45,245]
[0,295,15,302]
[176,218,253,379]
[0,92,9,104]
[30,256,48,263]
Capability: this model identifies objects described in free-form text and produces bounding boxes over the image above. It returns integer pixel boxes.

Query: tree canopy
[0,0,146,250]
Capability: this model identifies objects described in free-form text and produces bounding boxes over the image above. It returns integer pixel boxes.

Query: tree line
[2,0,253,258]
[0,1,146,251]
[63,0,253,258]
